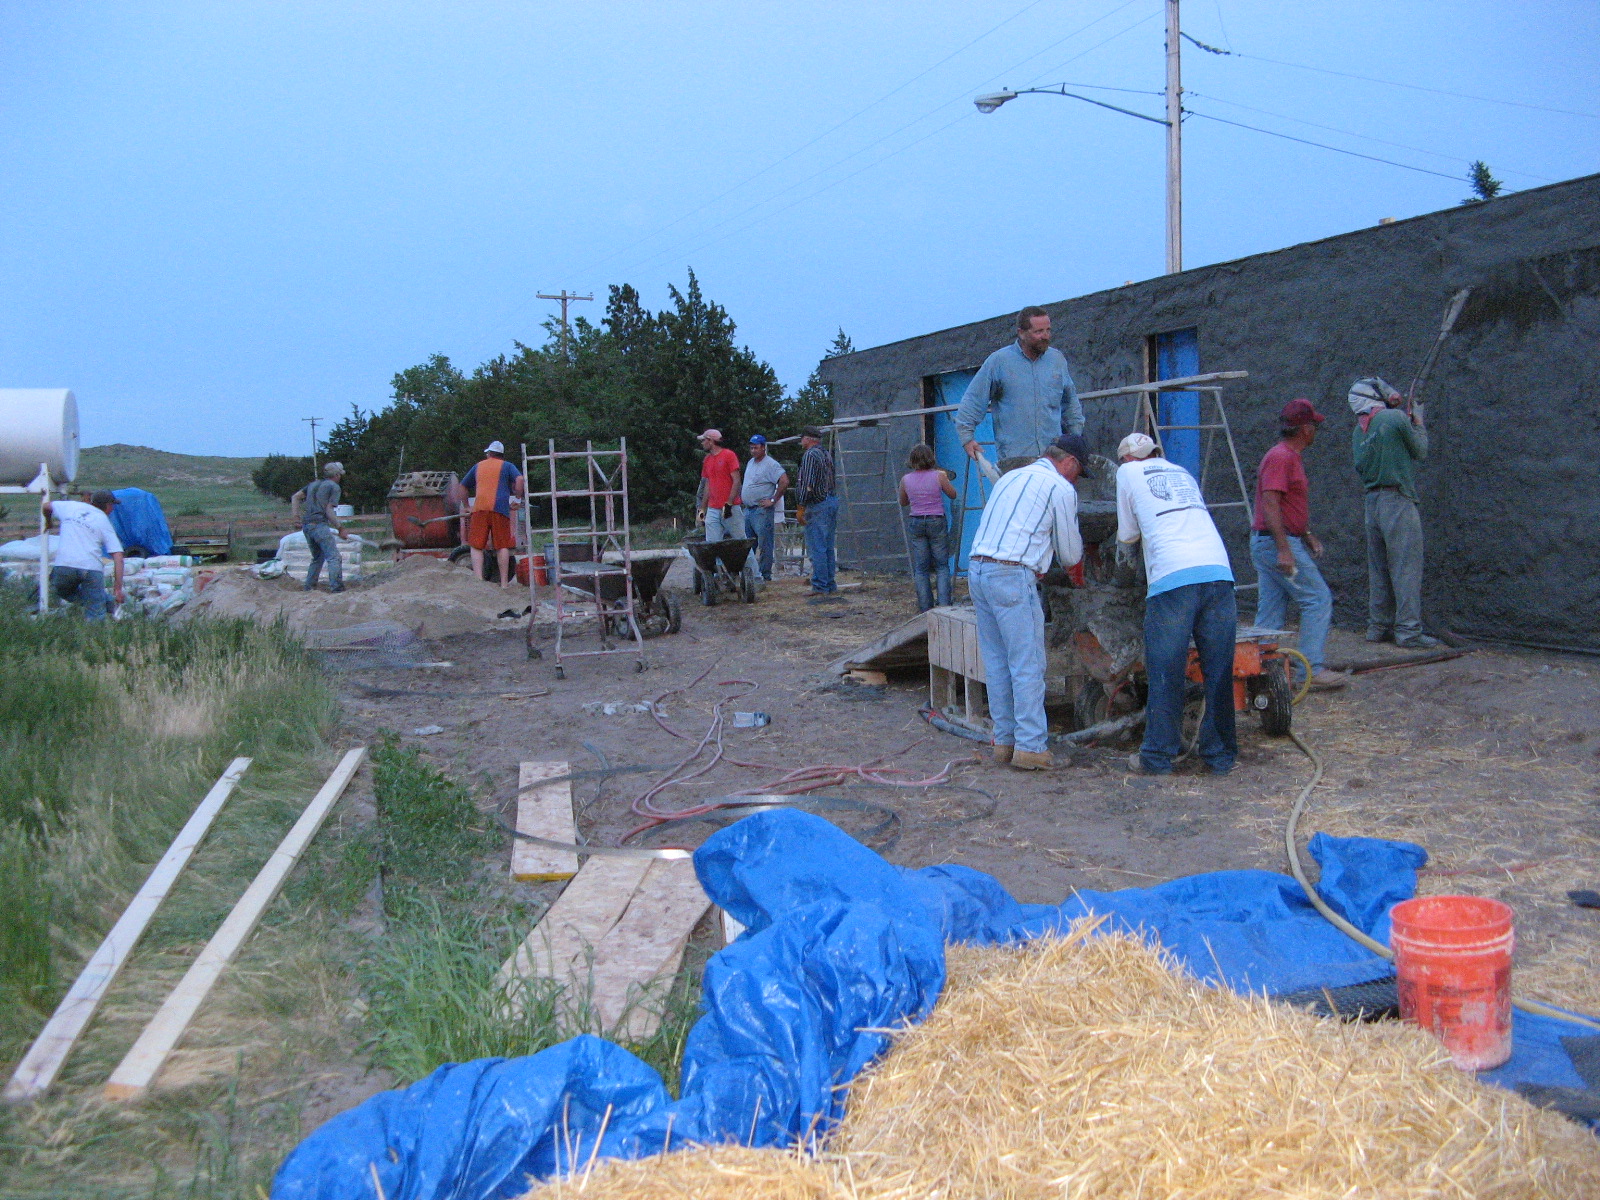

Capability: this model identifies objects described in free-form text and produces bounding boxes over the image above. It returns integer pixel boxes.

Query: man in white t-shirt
[42,491,125,619]
[1114,433,1237,777]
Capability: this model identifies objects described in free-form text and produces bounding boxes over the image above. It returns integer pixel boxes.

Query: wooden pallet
[927,605,990,734]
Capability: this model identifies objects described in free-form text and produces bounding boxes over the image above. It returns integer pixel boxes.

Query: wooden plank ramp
[826,611,929,676]
[497,853,711,1042]
[4,758,252,1104]
[102,748,366,1102]
[510,761,579,882]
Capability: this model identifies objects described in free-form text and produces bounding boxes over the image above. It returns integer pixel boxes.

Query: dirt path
[320,569,1600,1020]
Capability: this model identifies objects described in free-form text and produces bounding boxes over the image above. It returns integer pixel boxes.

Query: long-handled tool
[1406,287,1472,414]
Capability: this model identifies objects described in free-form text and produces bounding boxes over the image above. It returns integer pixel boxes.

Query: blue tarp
[273,811,1599,1200]
[109,488,173,557]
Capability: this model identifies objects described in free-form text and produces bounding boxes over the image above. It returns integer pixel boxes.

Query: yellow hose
[1284,729,1600,1032]
[1278,647,1313,705]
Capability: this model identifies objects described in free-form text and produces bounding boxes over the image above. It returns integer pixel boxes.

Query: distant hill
[77,444,265,489]
[75,444,284,518]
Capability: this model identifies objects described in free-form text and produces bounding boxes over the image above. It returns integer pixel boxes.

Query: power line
[1185,90,1553,181]
[1200,42,1599,121]
[1184,108,1466,181]
[580,0,1058,276]
[610,1,1159,281]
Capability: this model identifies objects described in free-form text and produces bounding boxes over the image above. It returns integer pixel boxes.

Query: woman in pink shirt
[898,444,957,610]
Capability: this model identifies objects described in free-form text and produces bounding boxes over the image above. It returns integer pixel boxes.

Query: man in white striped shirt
[967,435,1088,771]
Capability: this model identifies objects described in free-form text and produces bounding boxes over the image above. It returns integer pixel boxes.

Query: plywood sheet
[510,761,579,882]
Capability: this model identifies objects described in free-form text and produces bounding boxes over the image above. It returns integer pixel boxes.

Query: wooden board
[4,758,252,1104]
[826,611,928,676]
[927,605,983,681]
[587,858,712,1041]
[495,854,652,1018]
[509,761,579,882]
[720,908,746,945]
[102,748,366,1102]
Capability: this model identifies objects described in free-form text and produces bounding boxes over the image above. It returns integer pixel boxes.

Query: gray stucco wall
[819,174,1600,651]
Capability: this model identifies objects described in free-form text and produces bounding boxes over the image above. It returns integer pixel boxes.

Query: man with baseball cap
[966,433,1088,771]
[795,426,839,595]
[1349,377,1437,648]
[695,429,744,544]
[740,433,789,581]
[1116,431,1238,776]
[42,490,124,618]
[461,441,525,589]
[1250,400,1345,689]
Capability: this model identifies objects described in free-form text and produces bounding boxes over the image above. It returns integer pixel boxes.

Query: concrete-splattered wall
[819,173,1600,652]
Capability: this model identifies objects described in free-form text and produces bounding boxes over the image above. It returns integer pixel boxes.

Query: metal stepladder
[521,438,646,678]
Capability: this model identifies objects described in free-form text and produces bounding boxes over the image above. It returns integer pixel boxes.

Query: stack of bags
[118,555,200,616]
[259,530,363,582]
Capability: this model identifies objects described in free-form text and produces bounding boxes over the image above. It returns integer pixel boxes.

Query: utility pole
[303,417,321,472]
[1164,0,1183,274]
[537,290,593,357]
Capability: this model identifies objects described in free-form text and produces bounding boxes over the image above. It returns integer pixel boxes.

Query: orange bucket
[531,553,548,587]
[1390,895,1514,1070]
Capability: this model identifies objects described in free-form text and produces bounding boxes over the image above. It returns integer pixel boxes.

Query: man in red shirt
[1250,399,1346,690]
[695,429,744,543]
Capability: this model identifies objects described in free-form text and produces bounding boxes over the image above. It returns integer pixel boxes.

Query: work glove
[1411,402,1427,428]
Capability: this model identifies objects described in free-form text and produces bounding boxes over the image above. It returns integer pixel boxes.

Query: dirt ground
[310,558,1600,1038]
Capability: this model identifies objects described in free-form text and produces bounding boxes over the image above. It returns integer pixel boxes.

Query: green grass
[0,583,340,1199]
[357,740,702,1093]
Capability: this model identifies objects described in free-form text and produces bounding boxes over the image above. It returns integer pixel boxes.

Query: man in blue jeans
[740,434,789,581]
[795,426,839,596]
[1115,433,1238,776]
[1249,399,1347,690]
[967,437,1087,771]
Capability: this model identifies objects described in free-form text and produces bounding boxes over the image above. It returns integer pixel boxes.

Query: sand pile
[525,924,1600,1200]
[186,554,557,638]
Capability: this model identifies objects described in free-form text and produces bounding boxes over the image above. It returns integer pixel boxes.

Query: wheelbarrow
[555,553,682,637]
[683,534,758,605]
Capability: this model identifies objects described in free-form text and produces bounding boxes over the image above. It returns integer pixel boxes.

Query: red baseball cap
[1280,398,1325,427]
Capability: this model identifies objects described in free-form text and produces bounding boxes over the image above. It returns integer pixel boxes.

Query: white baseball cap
[1117,432,1157,460]
[484,440,505,454]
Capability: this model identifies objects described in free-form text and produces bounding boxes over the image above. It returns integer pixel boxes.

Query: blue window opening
[1152,328,1201,479]
[925,370,992,576]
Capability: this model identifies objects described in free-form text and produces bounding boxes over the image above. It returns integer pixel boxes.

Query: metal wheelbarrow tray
[682,535,758,605]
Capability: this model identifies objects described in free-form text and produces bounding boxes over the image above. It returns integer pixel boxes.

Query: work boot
[1010,749,1054,771]
[1365,627,1392,643]
[1396,633,1442,649]
[1126,752,1170,776]
[990,743,1013,765]
[1309,669,1348,690]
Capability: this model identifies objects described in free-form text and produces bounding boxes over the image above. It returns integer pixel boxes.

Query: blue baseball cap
[748,433,767,445]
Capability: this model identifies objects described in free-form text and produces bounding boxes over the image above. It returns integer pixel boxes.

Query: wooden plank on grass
[494,855,652,1018]
[4,758,252,1104]
[102,747,366,1102]
[509,761,579,882]
[588,858,712,1041]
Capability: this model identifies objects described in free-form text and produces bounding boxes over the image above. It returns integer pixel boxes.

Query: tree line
[253,273,850,517]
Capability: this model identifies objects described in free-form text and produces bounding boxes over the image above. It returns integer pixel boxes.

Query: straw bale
[833,923,1600,1199]
[524,925,1599,1199]
[524,1144,847,1199]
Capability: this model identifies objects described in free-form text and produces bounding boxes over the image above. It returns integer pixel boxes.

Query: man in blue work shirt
[956,306,1084,472]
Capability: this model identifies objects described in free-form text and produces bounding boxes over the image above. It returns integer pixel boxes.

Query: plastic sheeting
[273,812,1599,1200]
[109,488,173,557]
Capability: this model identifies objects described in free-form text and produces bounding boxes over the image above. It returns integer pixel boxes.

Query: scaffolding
[521,438,646,678]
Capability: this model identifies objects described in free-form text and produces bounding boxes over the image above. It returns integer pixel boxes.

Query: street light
[974,0,1184,273]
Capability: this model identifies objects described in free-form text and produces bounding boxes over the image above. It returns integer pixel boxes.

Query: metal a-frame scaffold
[520,438,646,679]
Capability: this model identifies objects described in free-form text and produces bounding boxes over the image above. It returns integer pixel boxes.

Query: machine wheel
[1255,661,1294,736]
[663,590,682,634]
[555,665,566,680]
[700,571,718,606]
[634,659,647,673]
[739,560,757,603]
[1072,678,1109,730]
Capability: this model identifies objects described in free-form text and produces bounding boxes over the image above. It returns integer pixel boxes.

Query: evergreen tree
[786,329,855,431]
[1463,160,1503,204]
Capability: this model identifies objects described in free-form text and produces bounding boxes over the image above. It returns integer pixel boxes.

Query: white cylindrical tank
[0,389,79,486]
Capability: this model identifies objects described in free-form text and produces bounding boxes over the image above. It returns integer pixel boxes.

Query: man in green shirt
[1349,377,1437,648]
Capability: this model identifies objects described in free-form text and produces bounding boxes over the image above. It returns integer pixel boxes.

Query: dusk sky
[2,1,1596,457]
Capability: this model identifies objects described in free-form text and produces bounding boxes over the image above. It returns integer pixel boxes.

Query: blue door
[1154,328,1200,478]
[928,369,993,576]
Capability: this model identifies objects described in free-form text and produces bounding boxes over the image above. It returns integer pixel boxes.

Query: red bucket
[1390,895,1514,1070]
[531,553,548,587]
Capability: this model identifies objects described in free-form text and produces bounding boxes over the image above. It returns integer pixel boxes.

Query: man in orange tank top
[461,441,525,588]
